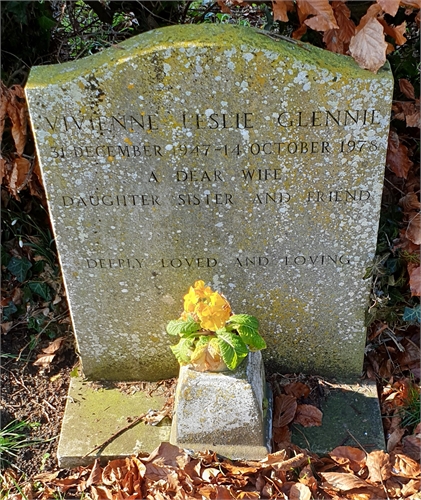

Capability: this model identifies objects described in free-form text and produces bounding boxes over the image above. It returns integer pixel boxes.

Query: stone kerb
[26,24,393,382]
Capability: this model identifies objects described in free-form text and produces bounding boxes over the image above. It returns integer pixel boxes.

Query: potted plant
[166,280,266,372]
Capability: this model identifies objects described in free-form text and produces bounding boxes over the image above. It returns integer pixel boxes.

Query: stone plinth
[170,352,272,460]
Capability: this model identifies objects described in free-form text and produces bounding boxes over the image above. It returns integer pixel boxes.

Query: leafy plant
[399,381,421,431]
[0,419,42,468]
[167,280,266,371]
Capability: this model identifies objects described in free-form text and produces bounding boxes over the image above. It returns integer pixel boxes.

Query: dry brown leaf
[320,472,369,490]
[274,394,297,427]
[0,83,8,139]
[90,485,113,500]
[86,459,102,487]
[408,264,421,296]
[380,19,407,45]
[386,130,414,178]
[400,192,421,212]
[289,482,312,500]
[260,449,288,465]
[33,353,55,367]
[271,452,308,471]
[217,0,231,14]
[406,212,421,244]
[391,453,421,478]
[329,446,366,472]
[237,492,260,499]
[349,17,388,73]
[8,157,31,198]
[296,0,338,31]
[323,29,345,54]
[6,85,27,156]
[284,382,311,398]
[402,433,421,462]
[377,0,401,15]
[401,479,421,497]
[41,337,64,355]
[399,79,416,100]
[144,441,190,469]
[400,0,421,7]
[366,450,392,483]
[272,0,294,22]
[294,404,323,427]
[387,427,406,452]
[332,1,356,43]
[273,424,292,446]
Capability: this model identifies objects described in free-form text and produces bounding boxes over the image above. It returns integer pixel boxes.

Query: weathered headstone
[26,24,393,383]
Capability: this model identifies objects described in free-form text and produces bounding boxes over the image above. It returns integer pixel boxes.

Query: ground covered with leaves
[1,1,420,498]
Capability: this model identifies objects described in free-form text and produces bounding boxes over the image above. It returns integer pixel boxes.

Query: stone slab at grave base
[57,377,171,468]
[170,352,272,460]
[291,380,385,454]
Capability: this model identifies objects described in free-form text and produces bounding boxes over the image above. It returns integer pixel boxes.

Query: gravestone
[26,24,393,465]
[26,24,393,383]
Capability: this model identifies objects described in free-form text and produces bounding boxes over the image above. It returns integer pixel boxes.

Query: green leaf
[228,314,259,330]
[237,325,267,350]
[216,329,248,371]
[403,305,420,324]
[170,338,195,364]
[190,335,213,362]
[7,257,32,282]
[166,316,200,337]
[28,282,51,301]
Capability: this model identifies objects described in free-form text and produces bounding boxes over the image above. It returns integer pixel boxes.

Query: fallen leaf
[274,394,297,427]
[380,19,407,45]
[294,404,322,427]
[41,337,64,355]
[349,17,388,73]
[329,446,366,472]
[408,264,421,296]
[402,434,421,462]
[86,459,102,487]
[402,479,421,497]
[400,192,421,212]
[320,472,369,490]
[289,482,312,500]
[272,0,294,22]
[273,425,292,446]
[332,1,356,43]
[271,453,308,471]
[366,450,392,482]
[296,0,338,31]
[216,0,231,14]
[406,212,421,245]
[8,157,31,198]
[391,453,421,478]
[386,130,414,178]
[387,427,406,452]
[260,449,288,465]
[377,0,401,16]
[284,382,311,398]
[401,0,421,8]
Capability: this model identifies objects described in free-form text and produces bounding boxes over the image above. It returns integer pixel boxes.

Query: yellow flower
[181,281,231,331]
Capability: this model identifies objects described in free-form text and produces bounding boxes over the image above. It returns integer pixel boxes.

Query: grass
[0,419,44,468]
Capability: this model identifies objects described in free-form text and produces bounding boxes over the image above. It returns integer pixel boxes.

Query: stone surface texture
[26,24,393,381]
[170,352,271,460]
[57,377,171,468]
[291,381,385,454]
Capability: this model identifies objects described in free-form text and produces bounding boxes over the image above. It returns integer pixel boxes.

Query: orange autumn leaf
[386,130,414,178]
[273,394,297,427]
[391,453,421,478]
[332,1,356,43]
[272,0,294,22]
[294,404,322,427]
[399,78,416,100]
[366,450,392,482]
[284,382,311,398]
[406,212,421,244]
[377,0,401,16]
[399,192,421,212]
[349,17,388,73]
[329,446,366,472]
[320,472,369,490]
[289,482,312,500]
[216,0,231,14]
[408,263,421,296]
[273,424,292,445]
[296,0,338,31]
[379,18,407,45]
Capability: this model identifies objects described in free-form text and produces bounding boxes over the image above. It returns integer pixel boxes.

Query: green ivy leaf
[7,257,32,282]
[216,329,248,371]
[403,305,420,324]
[28,281,51,301]
[170,338,194,364]
[166,316,200,337]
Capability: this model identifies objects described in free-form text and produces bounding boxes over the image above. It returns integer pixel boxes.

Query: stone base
[57,377,171,468]
[170,351,272,460]
[291,380,385,454]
